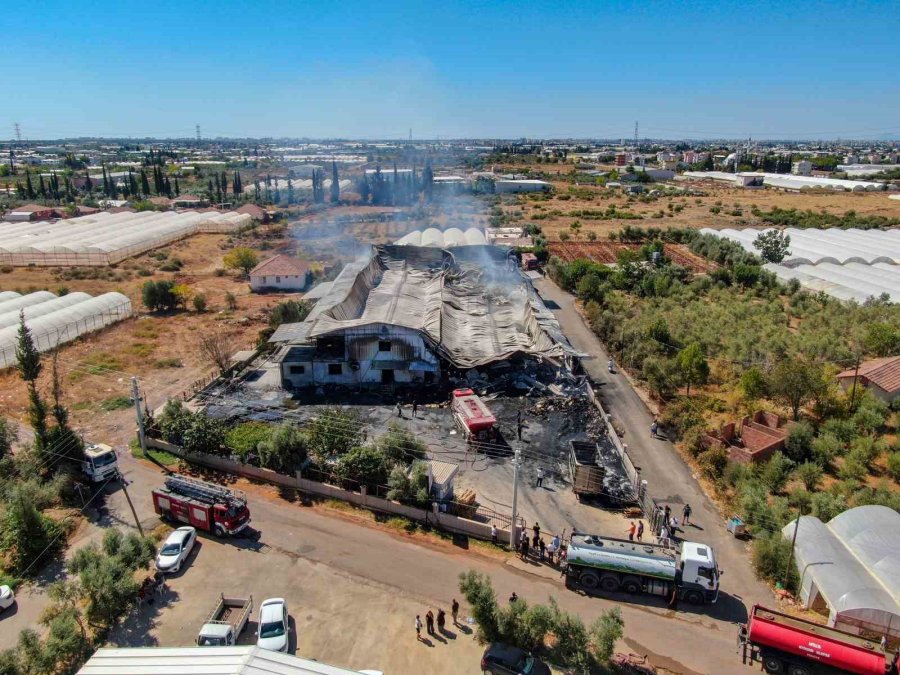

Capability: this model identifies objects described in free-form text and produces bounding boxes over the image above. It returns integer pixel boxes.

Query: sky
[2,0,898,140]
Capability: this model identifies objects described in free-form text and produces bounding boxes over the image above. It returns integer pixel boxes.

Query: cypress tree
[15,313,49,452]
[129,170,138,197]
[287,178,294,204]
[38,174,47,198]
[140,169,151,196]
[84,172,93,194]
[164,176,172,197]
[330,161,340,203]
[174,176,180,196]
[423,158,434,202]
[25,172,35,199]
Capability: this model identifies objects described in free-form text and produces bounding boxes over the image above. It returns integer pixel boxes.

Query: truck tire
[762,655,784,673]
[621,576,642,594]
[579,571,600,590]
[600,575,620,592]
[684,590,704,605]
[214,524,226,538]
[787,665,811,675]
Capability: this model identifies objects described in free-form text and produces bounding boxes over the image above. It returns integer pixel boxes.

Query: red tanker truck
[451,388,497,442]
[152,475,251,538]
[739,605,898,675]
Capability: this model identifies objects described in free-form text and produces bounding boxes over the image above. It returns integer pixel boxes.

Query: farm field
[548,241,717,272]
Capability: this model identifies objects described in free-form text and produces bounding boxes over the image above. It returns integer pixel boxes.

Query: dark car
[481,643,551,675]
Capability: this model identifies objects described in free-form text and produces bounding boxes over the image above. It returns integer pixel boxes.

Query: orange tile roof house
[837,356,900,404]
[249,254,312,292]
[235,203,269,222]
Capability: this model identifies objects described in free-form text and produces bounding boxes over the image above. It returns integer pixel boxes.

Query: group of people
[655,503,693,547]
[415,599,460,642]
[518,522,566,566]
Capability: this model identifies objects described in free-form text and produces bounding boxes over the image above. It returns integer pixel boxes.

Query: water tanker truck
[739,605,899,675]
[565,533,719,605]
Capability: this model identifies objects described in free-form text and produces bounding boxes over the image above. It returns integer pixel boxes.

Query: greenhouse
[783,506,900,640]
[684,171,891,192]
[0,209,252,266]
[395,227,487,247]
[0,291,133,368]
[701,227,900,302]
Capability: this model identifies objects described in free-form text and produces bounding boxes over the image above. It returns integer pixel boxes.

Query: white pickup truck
[81,443,119,483]
[197,594,253,647]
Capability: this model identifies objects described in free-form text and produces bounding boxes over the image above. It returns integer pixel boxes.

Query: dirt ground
[501,176,900,241]
[0,231,303,444]
[548,241,716,272]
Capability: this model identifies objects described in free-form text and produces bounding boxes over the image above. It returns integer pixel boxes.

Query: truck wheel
[684,590,704,605]
[787,665,811,675]
[762,656,784,673]
[621,576,642,594]
[579,572,600,590]
[214,525,226,538]
[600,575,620,592]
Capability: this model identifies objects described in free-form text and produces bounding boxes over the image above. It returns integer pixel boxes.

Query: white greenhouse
[700,227,900,303]
[0,209,252,266]
[395,227,487,247]
[0,291,133,368]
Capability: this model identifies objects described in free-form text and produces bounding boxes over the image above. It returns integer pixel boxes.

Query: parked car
[155,526,196,574]
[0,585,14,612]
[481,643,551,675]
[256,598,289,652]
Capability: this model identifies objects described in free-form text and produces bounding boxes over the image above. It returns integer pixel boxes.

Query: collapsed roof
[270,244,576,368]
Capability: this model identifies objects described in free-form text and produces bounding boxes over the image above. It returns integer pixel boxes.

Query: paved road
[534,277,771,610]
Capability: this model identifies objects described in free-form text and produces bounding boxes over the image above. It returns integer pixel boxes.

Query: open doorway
[381,369,395,384]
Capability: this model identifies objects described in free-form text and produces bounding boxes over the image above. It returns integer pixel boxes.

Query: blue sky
[3,0,897,140]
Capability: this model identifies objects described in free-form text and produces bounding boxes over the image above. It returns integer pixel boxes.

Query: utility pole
[132,376,146,454]
[14,123,21,143]
[510,443,521,550]
[848,353,861,413]
[196,124,201,142]
[120,476,144,537]
[784,507,804,591]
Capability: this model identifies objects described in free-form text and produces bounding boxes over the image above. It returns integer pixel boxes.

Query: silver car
[155,526,196,574]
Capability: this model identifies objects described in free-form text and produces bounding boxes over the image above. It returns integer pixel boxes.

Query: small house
[837,356,900,404]
[249,254,312,292]
[5,204,58,222]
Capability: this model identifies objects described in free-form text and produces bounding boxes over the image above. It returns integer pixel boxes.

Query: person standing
[491,523,498,546]
[650,419,659,438]
[509,592,518,604]
[415,615,423,641]
[521,536,530,559]
[396,401,403,418]
[533,522,540,542]
[536,467,544,488]
[516,410,524,441]
[627,521,636,541]
[636,520,644,542]
[425,610,435,635]
[682,503,692,525]
[437,608,446,633]
[451,599,460,626]
[664,505,671,525]
[412,401,418,418]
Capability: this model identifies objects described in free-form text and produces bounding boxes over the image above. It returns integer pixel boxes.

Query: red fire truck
[739,605,898,675]
[451,388,497,442]
[152,475,251,538]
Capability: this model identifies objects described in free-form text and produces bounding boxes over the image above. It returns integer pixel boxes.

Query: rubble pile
[451,357,587,398]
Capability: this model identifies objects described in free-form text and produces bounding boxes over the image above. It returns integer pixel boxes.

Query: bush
[760,451,793,494]
[182,414,226,456]
[697,446,728,481]
[458,571,501,643]
[141,280,177,311]
[887,452,900,482]
[752,532,798,592]
[783,421,813,463]
[225,422,272,459]
[795,461,823,491]
[335,446,391,490]
[0,486,63,575]
[811,433,843,467]
[269,299,312,328]
[306,408,362,463]
[386,461,430,506]
[258,423,308,474]
[375,423,426,466]
[192,293,207,312]
[157,398,192,445]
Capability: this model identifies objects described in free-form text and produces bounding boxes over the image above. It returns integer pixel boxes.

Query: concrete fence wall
[146,436,511,545]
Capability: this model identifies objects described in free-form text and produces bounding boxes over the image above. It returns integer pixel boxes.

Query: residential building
[836,356,900,404]
[493,179,552,193]
[791,160,813,176]
[235,203,269,222]
[249,254,312,292]
[171,195,209,208]
[4,204,58,222]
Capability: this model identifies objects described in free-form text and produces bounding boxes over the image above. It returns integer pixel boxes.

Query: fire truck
[739,605,899,675]
[451,388,497,442]
[152,475,251,538]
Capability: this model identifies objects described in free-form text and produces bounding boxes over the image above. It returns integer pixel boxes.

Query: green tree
[642,356,676,400]
[769,359,825,420]
[795,461,823,491]
[330,161,340,202]
[760,451,793,494]
[335,446,391,490]
[15,314,49,452]
[863,323,899,357]
[182,414,226,455]
[1,485,62,575]
[375,422,427,465]
[675,342,709,396]
[192,293,207,312]
[269,299,311,328]
[158,398,193,445]
[886,451,900,482]
[458,570,501,643]
[0,416,17,460]
[783,421,813,463]
[306,408,362,463]
[141,280,178,312]
[589,607,624,666]
[386,461,430,506]
[257,423,307,474]
[223,247,258,277]
[753,230,791,263]
[740,366,768,401]
[811,432,843,468]
[752,532,798,592]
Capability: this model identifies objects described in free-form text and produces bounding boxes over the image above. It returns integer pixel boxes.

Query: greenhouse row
[395,227,487,247]
[684,170,893,192]
[701,227,900,266]
[764,262,899,303]
[0,209,252,266]
[0,291,133,368]
[260,178,352,193]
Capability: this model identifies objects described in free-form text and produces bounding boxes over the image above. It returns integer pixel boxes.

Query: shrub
[698,446,728,481]
[258,423,307,474]
[821,418,856,444]
[182,414,226,456]
[269,299,311,328]
[375,422,427,466]
[335,446,391,491]
[306,408,363,463]
[887,452,900,482]
[225,422,271,459]
[386,461,430,506]
[141,280,177,311]
[783,421,814,463]
[811,433,843,467]
[760,451,793,494]
[224,291,237,310]
[752,532,798,592]
[192,293,207,312]
[795,461,823,491]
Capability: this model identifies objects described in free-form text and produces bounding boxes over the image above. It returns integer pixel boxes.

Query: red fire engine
[152,475,251,538]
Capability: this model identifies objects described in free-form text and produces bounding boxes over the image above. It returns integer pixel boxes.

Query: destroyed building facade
[270,241,575,389]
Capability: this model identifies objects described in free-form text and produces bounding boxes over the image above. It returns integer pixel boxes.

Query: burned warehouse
[269,230,576,389]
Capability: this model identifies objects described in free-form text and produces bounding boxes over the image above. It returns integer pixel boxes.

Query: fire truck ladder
[165,475,246,508]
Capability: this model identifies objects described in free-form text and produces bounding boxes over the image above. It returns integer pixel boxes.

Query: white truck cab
[680,541,720,603]
[81,443,119,483]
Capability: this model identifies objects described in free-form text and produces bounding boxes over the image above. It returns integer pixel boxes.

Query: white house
[249,254,312,292]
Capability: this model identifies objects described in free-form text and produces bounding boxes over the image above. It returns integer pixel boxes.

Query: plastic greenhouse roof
[783,506,900,636]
